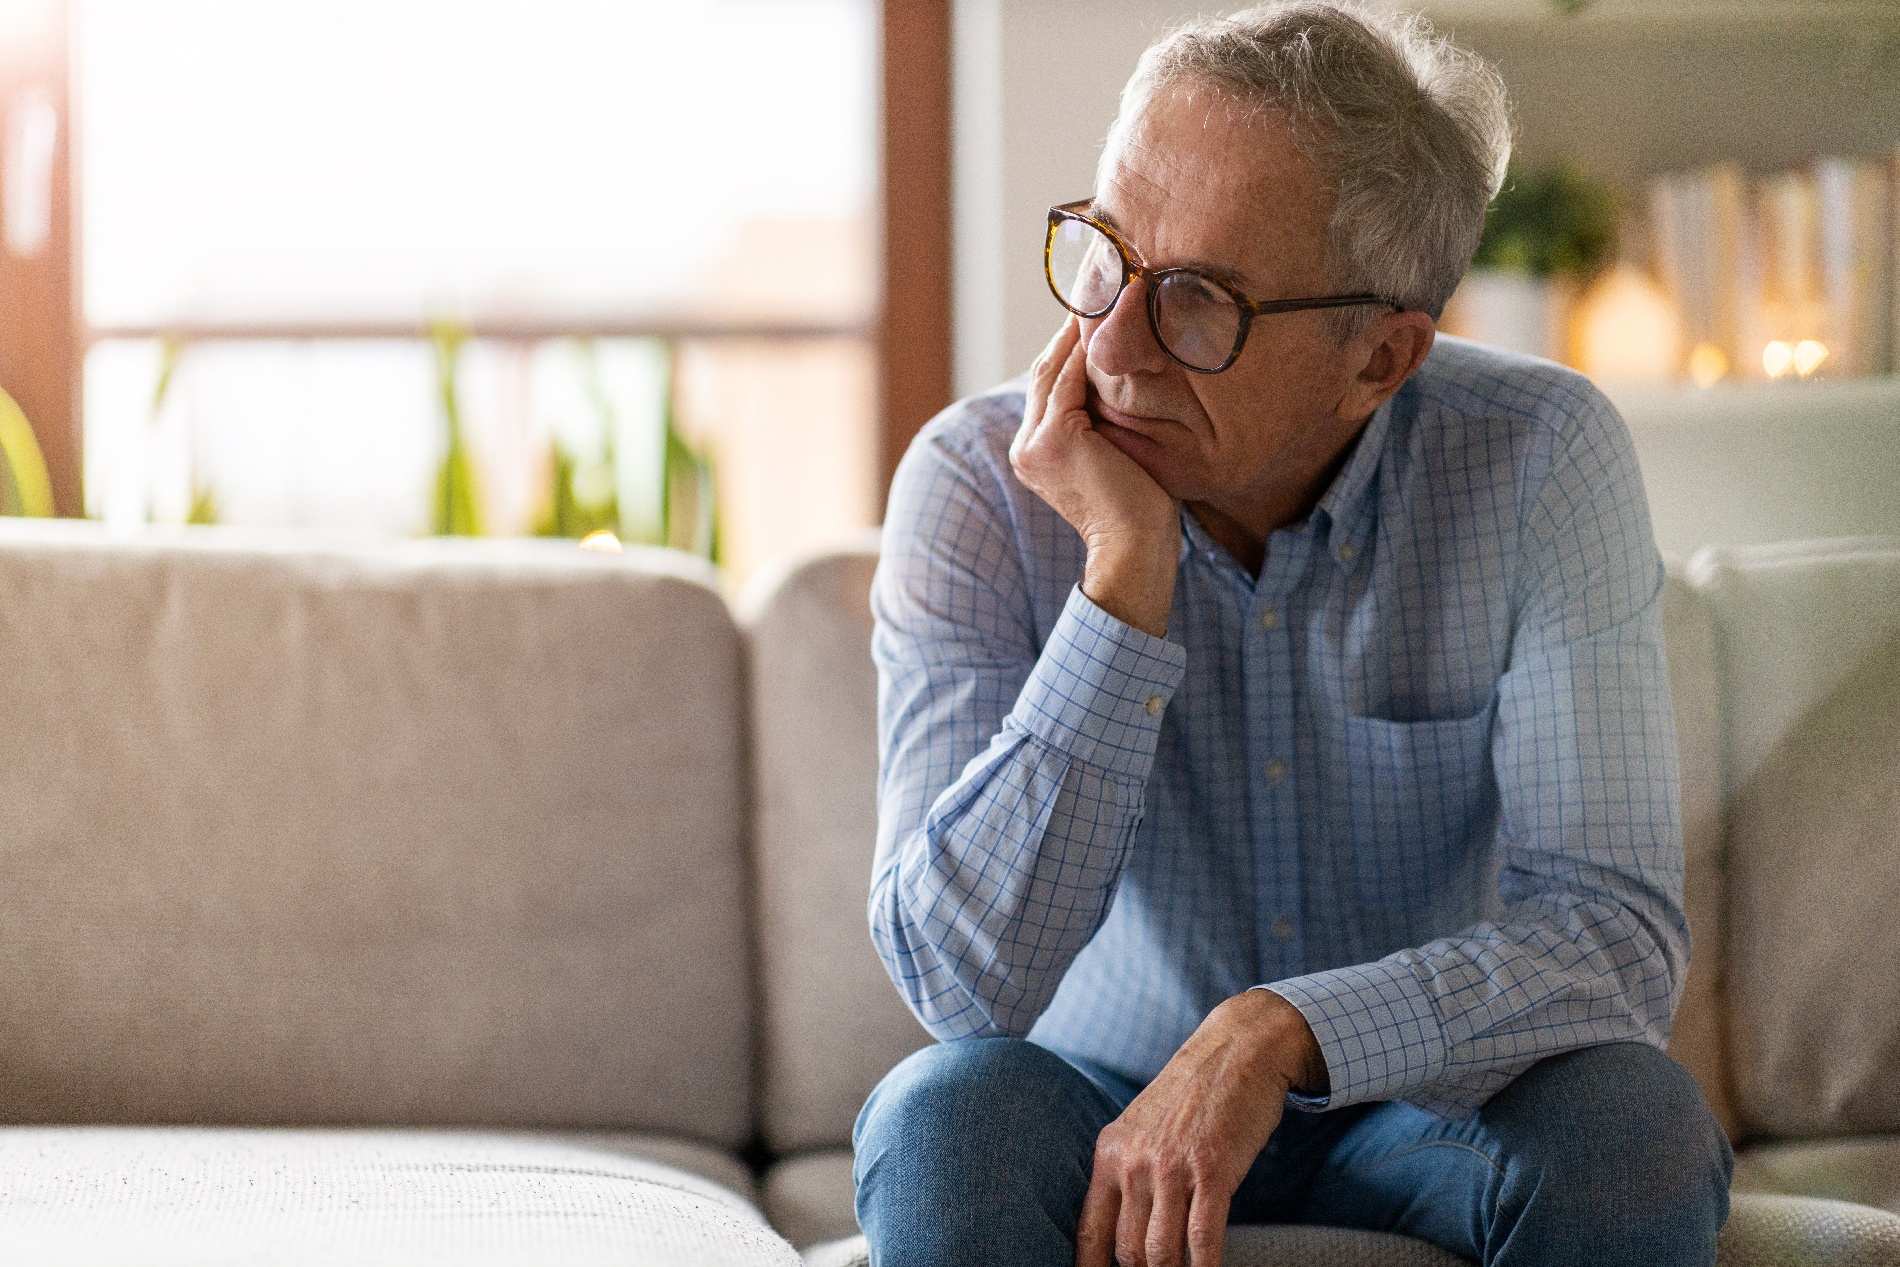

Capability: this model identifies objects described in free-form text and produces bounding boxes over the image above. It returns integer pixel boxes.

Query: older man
[854,4,1730,1266]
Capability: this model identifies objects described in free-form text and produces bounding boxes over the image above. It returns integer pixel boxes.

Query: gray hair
[1107,1,1511,329]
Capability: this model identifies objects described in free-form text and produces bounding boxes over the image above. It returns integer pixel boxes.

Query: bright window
[78,0,878,585]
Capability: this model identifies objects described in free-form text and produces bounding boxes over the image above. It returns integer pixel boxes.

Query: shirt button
[1272,917,1296,940]
[1145,695,1164,716]
[1264,759,1287,784]
[1258,609,1279,631]
[1338,542,1357,563]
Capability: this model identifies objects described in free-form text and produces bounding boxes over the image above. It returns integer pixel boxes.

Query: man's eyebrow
[1089,202,1254,291]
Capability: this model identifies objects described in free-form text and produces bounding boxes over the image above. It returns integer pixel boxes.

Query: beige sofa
[0,517,1896,1266]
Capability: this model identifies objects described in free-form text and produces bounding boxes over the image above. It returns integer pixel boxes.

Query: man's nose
[1084,275,1172,378]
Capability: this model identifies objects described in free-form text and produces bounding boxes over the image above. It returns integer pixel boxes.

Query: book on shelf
[1814,157,1891,377]
[1649,164,1749,380]
[1646,153,1896,382]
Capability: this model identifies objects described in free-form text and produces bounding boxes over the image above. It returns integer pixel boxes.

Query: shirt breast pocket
[1341,704,1497,915]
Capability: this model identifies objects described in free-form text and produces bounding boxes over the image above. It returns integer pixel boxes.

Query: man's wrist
[1244,986,1330,1097]
[1081,533,1178,639]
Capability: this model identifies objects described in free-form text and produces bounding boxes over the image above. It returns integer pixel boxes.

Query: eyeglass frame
[1044,200,1404,374]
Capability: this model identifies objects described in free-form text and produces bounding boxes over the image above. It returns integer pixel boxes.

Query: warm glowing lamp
[1793,340,1829,379]
[1570,265,1680,384]
[1687,343,1728,388]
[578,529,622,553]
[1762,341,1795,379]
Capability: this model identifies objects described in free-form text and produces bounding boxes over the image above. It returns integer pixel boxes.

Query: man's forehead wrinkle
[1096,124,1272,290]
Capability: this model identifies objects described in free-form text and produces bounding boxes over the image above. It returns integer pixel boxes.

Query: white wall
[951,0,1202,396]
[950,0,1900,396]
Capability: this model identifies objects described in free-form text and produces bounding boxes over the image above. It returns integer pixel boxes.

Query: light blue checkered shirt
[868,337,1686,1119]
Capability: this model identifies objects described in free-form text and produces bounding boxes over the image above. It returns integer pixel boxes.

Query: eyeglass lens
[1047,216,1243,372]
[1048,217,1123,316]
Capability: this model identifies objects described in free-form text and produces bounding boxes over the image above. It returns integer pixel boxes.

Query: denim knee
[853,1039,1116,1267]
[1482,1042,1733,1266]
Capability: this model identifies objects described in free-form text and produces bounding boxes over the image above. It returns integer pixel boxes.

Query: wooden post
[0,0,79,516]
[878,0,954,517]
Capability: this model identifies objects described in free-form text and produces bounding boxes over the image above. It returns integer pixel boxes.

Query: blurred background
[0,0,1895,588]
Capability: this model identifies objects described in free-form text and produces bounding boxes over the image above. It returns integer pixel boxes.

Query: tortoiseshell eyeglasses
[1044,200,1403,374]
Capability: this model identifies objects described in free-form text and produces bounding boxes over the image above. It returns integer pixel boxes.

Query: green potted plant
[0,387,55,518]
[1444,161,1617,363]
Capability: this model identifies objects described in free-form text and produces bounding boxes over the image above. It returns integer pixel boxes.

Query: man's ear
[1334,310,1436,423]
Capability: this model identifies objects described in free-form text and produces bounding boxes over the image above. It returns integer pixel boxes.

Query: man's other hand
[1076,989,1328,1267]
[1010,317,1180,639]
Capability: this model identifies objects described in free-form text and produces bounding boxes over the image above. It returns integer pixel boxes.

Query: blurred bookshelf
[1417,0,1900,391]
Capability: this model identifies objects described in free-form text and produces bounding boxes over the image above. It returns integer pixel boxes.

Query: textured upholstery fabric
[0,1127,796,1266]
[1691,539,1900,1138]
[802,1226,1469,1267]
[551,1132,759,1205]
[804,1196,1900,1267]
[0,521,754,1143]
[1735,1136,1900,1217]
[742,545,932,1153]
[1717,1193,1900,1267]
[1662,570,1741,1138]
[761,1149,858,1250]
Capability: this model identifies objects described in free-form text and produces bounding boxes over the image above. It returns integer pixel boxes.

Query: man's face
[1081,86,1372,516]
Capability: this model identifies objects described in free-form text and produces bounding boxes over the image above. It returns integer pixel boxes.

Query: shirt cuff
[1007,584,1188,780]
[1261,956,1449,1110]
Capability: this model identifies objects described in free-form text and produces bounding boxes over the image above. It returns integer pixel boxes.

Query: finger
[1145,1175,1191,1267]
[1075,1168,1121,1267]
[1027,317,1082,421]
[1115,1170,1155,1267]
[1030,316,1081,391]
[1049,322,1092,418]
[1042,312,1082,365]
[1018,320,1087,474]
[1185,1186,1228,1267]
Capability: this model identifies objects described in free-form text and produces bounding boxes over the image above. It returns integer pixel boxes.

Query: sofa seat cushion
[1718,1193,1900,1267]
[761,1149,857,1249]
[1735,1136,1900,1216]
[756,1149,1484,1258]
[801,1194,1900,1267]
[802,1226,1467,1266]
[0,1127,796,1266]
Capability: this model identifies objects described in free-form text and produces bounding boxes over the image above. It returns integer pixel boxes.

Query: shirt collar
[1311,394,1395,568]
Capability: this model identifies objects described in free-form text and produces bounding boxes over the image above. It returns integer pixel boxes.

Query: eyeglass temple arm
[1249,294,1405,315]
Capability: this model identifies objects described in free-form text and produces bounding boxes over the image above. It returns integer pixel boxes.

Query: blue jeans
[853,1038,1732,1267]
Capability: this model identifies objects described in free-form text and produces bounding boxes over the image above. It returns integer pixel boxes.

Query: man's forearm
[870,586,1187,1039]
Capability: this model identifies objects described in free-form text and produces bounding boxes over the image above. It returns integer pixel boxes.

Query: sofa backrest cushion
[1613,378,1900,564]
[1659,571,1739,1138]
[1691,537,1900,1139]
[0,522,754,1144]
[744,545,931,1154]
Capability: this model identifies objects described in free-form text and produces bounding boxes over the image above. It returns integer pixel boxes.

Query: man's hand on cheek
[1010,317,1180,639]
[1075,990,1327,1267]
